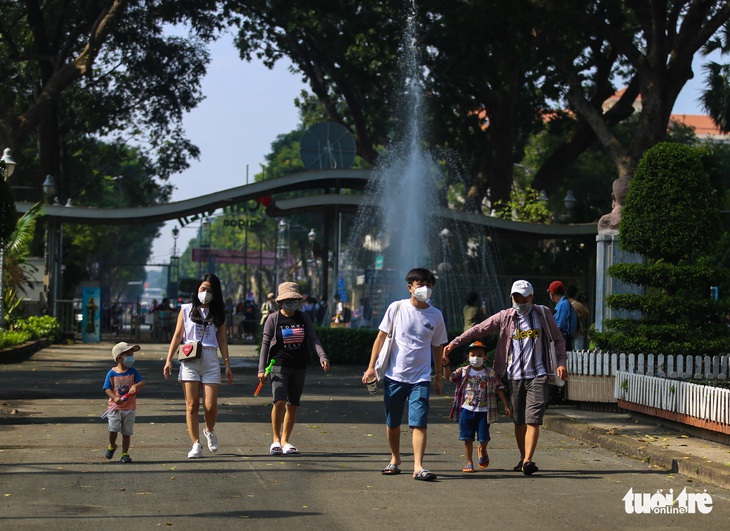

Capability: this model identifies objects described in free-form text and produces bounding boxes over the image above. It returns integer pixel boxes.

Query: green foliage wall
[314,327,497,366]
[594,143,730,356]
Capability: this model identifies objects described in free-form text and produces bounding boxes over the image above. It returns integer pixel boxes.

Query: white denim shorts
[107,409,136,436]
[178,346,221,384]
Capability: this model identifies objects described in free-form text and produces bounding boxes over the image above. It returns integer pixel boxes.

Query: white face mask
[513,301,532,314]
[413,285,432,302]
[468,356,484,368]
[198,291,213,305]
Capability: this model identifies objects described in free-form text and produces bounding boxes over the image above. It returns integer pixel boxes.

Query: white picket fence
[614,371,730,426]
[565,350,730,432]
[567,350,730,380]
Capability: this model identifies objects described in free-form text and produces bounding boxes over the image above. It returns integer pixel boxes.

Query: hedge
[313,327,498,366]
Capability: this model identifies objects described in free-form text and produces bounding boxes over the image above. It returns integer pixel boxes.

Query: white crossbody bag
[373,301,402,381]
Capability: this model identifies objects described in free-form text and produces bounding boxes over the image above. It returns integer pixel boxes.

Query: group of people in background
[103,269,588,480]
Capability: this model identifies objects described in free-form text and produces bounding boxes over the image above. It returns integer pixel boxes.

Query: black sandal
[414,469,437,481]
[513,460,524,472]
[522,461,539,476]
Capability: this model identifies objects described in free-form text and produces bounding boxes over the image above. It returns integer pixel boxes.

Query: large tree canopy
[228,0,730,213]
[0,0,224,199]
[229,0,551,208]
[529,0,730,188]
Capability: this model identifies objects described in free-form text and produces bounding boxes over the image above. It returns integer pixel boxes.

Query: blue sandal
[382,463,401,475]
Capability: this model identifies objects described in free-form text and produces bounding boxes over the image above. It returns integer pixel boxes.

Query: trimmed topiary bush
[594,142,730,356]
[618,142,720,265]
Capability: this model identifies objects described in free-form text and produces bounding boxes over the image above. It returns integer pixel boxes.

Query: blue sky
[149,35,713,264]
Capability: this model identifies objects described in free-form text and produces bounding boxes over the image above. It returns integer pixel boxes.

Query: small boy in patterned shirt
[103,342,145,463]
[449,341,511,473]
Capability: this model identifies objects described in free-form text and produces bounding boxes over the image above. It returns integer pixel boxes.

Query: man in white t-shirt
[363,268,448,482]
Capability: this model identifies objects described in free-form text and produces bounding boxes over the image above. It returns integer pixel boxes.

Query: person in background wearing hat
[361,268,448,482]
[103,342,145,463]
[164,273,233,459]
[443,280,567,476]
[448,341,511,473]
[258,281,330,456]
[547,280,578,351]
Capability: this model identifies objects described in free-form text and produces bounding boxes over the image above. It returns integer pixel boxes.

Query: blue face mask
[281,301,299,312]
[122,356,135,368]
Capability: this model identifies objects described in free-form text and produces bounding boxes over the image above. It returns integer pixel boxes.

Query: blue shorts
[458,409,490,443]
[383,378,430,429]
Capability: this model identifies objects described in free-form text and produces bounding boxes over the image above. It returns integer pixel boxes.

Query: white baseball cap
[510,280,534,297]
[112,342,140,361]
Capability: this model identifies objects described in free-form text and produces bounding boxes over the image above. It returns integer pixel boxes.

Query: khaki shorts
[509,375,548,425]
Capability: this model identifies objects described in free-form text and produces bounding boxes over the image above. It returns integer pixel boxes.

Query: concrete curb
[0,338,49,364]
[544,412,730,490]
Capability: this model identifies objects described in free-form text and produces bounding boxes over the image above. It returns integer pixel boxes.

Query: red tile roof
[669,114,728,138]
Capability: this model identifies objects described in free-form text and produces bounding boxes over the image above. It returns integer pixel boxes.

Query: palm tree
[2,203,42,326]
[700,61,730,133]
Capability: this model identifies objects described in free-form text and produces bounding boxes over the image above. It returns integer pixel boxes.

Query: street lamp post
[42,175,58,317]
[204,218,214,274]
[0,148,18,329]
[439,227,452,271]
[308,228,319,296]
[563,190,576,219]
[169,225,180,301]
[275,218,288,289]
[198,218,212,277]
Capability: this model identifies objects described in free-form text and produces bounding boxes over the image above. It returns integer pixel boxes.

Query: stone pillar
[595,232,644,331]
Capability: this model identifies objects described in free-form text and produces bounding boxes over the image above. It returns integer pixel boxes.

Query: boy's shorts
[270,366,306,406]
[383,379,430,429]
[178,346,221,384]
[108,409,136,436]
[458,409,491,442]
[509,375,548,425]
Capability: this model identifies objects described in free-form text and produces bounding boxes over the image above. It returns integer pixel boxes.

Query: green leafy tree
[594,142,730,355]
[60,141,167,302]
[0,0,223,198]
[228,0,730,214]
[492,187,552,224]
[529,0,730,192]
[228,0,551,210]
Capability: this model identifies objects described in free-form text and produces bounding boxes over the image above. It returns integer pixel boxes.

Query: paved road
[1,343,729,529]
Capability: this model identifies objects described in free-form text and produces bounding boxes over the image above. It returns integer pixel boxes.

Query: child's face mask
[468,356,484,368]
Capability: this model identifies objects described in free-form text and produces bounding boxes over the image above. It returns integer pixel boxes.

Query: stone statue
[597,177,630,233]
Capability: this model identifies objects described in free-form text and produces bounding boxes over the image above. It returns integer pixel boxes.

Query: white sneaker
[187,441,203,459]
[203,428,219,452]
